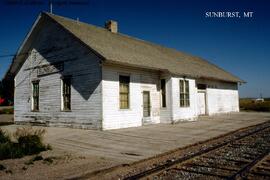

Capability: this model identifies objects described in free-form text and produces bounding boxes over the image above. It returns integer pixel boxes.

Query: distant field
[240,99,270,112]
[0,106,14,126]
[0,107,13,114]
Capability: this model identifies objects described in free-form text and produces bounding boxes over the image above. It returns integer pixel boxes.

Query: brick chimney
[105,20,118,33]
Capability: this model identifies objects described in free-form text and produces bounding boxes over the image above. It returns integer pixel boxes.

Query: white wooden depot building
[5,12,244,130]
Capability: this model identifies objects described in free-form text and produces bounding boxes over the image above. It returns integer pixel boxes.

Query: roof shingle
[9,12,244,83]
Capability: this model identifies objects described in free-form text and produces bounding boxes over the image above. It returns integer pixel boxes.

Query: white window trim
[119,74,131,110]
[61,77,72,112]
[31,81,39,111]
[180,79,190,107]
[61,79,64,111]
[31,83,34,111]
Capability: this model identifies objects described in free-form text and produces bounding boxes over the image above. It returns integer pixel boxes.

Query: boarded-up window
[161,79,166,107]
[62,78,71,111]
[119,75,130,109]
[32,81,39,111]
[180,80,190,107]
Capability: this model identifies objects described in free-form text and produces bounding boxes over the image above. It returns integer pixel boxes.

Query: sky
[0,0,269,98]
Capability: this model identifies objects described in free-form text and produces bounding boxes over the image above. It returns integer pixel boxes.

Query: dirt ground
[0,148,122,180]
[0,113,121,180]
[1,112,270,179]
[0,114,13,125]
[0,106,13,125]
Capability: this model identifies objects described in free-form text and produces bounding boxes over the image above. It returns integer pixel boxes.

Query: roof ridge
[42,12,243,83]
[43,12,198,59]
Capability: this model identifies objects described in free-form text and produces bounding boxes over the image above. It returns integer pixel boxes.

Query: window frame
[31,80,39,112]
[61,77,71,111]
[180,79,190,107]
[119,75,130,109]
[160,79,166,108]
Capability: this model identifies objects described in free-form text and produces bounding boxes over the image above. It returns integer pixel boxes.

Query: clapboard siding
[171,77,198,122]
[204,80,239,115]
[14,20,102,129]
[13,17,240,130]
[159,75,172,123]
[170,77,239,122]
[102,64,161,130]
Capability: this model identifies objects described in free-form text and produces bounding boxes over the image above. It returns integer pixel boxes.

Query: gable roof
[5,12,244,83]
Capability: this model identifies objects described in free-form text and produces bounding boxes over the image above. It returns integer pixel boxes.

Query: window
[180,80,190,107]
[161,79,166,107]
[119,75,130,109]
[32,81,39,111]
[62,77,71,111]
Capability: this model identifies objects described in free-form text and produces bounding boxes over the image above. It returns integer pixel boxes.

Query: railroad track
[246,153,270,179]
[123,122,270,180]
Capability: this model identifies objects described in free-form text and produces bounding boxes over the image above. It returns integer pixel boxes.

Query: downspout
[169,76,174,123]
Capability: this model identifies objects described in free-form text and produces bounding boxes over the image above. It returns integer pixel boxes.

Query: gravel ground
[150,123,270,179]
[86,121,270,179]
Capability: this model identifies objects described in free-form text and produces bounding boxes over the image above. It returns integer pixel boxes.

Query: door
[198,92,206,115]
[143,91,151,118]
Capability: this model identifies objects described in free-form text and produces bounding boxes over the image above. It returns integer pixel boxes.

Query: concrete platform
[2,112,270,163]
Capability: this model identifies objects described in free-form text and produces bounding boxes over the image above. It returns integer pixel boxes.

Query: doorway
[198,91,206,115]
[143,91,151,120]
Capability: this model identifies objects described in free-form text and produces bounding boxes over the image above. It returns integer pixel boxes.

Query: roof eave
[43,12,106,62]
[103,60,245,83]
[2,12,43,81]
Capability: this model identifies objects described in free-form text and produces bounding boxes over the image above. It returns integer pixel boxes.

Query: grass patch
[0,108,13,114]
[25,155,44,165]
[0,129,10,143]
[46,144,52,150]
[0,164,6,171]
[0,127,51,160]
[25,159,34,165]
[33,155,43,161]
[240,99,270,112]
[5,169,12,174]
[43,157,55,165]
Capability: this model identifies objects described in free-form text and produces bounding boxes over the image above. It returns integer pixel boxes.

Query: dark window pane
[180,80,184,93]
[62,78,71,110]
[185,80,189,92]
[161,79,166,107]
[32,82,39,111]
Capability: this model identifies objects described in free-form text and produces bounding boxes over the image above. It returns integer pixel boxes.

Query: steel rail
[124,122,270,180]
